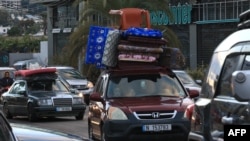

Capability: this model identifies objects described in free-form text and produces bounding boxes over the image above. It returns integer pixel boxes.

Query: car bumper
[188,132,205,141]
[103,119,190,141]
[33,105,86,117]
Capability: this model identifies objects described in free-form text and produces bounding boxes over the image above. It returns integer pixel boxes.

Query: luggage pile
[85,8,185,69]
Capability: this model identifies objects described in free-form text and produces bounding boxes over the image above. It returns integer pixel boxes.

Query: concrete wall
[9,41,48,66]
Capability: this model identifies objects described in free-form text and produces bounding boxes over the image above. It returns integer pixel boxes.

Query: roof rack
[238,9,250,30]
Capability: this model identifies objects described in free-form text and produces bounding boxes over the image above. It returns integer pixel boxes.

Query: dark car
[0,68,86,122]
[188,10,250,141]
[0,110,88,141]
[88,64,199,141]
[173,70,201,94]
[47,66,94,105]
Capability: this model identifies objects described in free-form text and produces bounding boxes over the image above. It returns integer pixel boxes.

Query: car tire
[3,103,13,119]
[28,103,38,122]
[75,112,84,120]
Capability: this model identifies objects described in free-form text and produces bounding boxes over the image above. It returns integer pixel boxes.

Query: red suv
[88,64,199,141]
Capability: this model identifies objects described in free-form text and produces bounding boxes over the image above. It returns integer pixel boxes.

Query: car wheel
[75,112,84,120]
[28,103,38,122]
[3,103,13,119]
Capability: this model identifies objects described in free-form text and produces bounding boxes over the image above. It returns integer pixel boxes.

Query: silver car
[48,66,94,105]
[173,70,201,94]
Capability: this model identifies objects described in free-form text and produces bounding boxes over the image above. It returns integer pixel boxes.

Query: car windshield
[27,80,69,92]
[57,69,86,80]
[107,74,186,98]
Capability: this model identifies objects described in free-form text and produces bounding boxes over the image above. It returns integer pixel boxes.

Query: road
[8,107,89,140]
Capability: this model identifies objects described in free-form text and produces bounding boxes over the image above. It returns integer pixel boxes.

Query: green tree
[7,26,22,36]
[64,0,182,83]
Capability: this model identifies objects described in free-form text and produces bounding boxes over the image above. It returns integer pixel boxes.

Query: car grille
[71,85,87,90]
[134,110,177,120]
[52,98,72,106]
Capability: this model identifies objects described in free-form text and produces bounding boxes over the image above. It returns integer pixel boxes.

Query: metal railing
[193,0,250,24]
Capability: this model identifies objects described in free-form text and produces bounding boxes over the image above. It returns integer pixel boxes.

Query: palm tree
[64,0,182,83]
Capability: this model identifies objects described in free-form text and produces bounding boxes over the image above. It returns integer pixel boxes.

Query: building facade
[0,0,21,10]
[30,0,250,69]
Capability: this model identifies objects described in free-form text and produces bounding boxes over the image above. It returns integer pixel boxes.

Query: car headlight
[184,104,194,120]
[108,106,128,120]
[73,97,84,104]
[87,81,94,88]
[38,99,52,105]
[78,92,84,98]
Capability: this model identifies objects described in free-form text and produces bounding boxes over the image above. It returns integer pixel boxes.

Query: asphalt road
[8,107,89,139]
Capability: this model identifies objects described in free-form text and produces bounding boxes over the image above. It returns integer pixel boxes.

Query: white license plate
[56,107,72,111]
[142,124,172,132]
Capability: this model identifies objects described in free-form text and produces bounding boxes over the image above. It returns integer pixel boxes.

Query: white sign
[52,28,61,33]
[63,28,72,33]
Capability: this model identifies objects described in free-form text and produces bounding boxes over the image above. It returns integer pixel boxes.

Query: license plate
[142,124,172,132]
[56,107,72,111]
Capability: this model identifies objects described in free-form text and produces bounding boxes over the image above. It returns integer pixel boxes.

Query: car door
[8,81,28,115]
[211,53,250,136]
[89,74,107,137]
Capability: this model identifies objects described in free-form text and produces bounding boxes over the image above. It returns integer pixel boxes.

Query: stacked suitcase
[85,8,185,69]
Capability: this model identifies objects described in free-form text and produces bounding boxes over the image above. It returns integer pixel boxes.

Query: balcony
[193,0,250,24]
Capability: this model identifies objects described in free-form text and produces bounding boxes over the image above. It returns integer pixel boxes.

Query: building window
[53,2,78,29]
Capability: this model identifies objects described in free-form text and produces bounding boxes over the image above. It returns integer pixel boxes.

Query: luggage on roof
[85,8,185,69]
[15,68,56,77]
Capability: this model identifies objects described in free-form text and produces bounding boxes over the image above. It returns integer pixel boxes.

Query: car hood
[11,123,88,141]
[109,96,193,112]
[66,79,88,85]
[29,91,75,98]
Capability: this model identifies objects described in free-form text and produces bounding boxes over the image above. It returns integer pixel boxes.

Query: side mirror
[186,88,199,99]
[69,88,76,93]
[232,70,250,101]
[195,80,202,85]
[89,92,103,102]
[18,91,27,96]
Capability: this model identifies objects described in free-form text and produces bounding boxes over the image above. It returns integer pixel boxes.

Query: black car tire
[3,103,13,119]
[28,103,38,122]
[75,112,84,120]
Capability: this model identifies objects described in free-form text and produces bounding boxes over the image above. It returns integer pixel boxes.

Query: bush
[186,65,207,82]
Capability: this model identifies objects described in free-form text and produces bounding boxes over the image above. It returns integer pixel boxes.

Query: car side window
[9,82,26,94]
[95,77,104,96]
[242,55,250,70]
[218,55,242,97]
